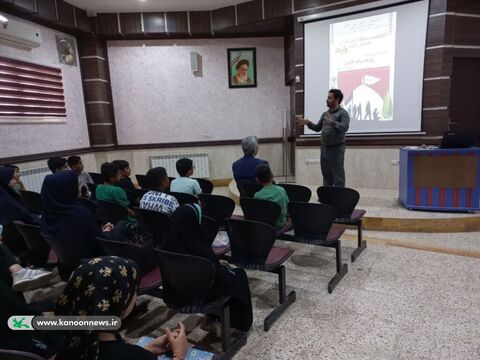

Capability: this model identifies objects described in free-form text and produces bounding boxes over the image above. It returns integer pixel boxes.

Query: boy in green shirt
[96,162,136,220]
[253,164,289,229]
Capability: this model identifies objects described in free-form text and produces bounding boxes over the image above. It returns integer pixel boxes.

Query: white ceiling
[68,0,247,13]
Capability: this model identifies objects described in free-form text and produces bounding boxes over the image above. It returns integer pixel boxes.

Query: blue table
[399,147,480,211]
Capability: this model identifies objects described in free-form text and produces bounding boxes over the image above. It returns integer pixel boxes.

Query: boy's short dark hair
[112,160,129,171]
[329,89,344,103]
[255,163,273,184]
[145,167,168,190]
[67,156,81,168]
[47,157,67,173]
[4,164,19,170]
[100,162,119,182]
[176,158,193,177]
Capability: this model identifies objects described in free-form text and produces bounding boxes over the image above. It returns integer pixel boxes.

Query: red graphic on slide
[338,66,392,121]
[338,67,390,100]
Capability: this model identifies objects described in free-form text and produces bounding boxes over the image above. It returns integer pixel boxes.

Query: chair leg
[220,304,231,353]
[351,219,367,262]
[219,303,247,360]
[328,241,348,294]
[264,265,296,331]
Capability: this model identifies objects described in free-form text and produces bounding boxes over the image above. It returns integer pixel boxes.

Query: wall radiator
[20,166,51,193]
[150,153,210,178]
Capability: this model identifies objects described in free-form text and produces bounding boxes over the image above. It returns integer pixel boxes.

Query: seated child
[170,158,202,196]
[253,163,290,229]
[96,162,136,219]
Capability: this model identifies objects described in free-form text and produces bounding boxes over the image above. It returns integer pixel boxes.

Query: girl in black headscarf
[40,170,105,280]
[0,166,26,210]
[55,256,188,360]
[0,166,39,256]
[166,204,253,332]
[0,166,39,226]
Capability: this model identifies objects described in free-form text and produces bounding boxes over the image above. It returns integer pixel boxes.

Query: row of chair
[12,188,365,359]
[21,183,365,292]
[12,217,248,358]
[238,182,312,203]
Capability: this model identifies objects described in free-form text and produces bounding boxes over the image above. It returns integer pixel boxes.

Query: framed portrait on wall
[55,34,77,66]
[227,48,257,88]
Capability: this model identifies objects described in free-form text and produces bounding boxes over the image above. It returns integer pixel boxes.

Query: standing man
[296,89,350,187]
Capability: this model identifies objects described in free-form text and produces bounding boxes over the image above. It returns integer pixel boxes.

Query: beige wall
[93,143,287,179]
[107,37,290,145]
[295,146,400,190]
[0,13,89,158]
[12,144,399,190]
[12,142,289,180]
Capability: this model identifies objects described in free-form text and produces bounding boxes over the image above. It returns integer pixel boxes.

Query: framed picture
[55,34,77,66]
[227,48,257,88]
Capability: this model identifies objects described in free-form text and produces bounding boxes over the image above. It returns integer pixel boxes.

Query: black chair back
[89,172,104,185]
[155,250,216,312]
[317,186,360,221]
[134,207,171,248]
[167,177,176,192]
[78,197,97,215]
[0,349,45,360]
[288,202,336,244]
[87,183,98,200]
[135,188,149,201]
[226,218,276,270]
[167,191,198,205]
[135,174,148,188]
[237,183,262,198]
[96,200,128,224]
[240,197,280,228]
[278,184,312,202]
[13,222,50,267]
[98,237,155,276]
[194,178,214,194]
[41,232,82,281]
[198,194,235,227]
[201,215,219,246]
[19,190,41,214]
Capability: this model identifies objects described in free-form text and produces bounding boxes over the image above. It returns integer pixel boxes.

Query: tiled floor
[111,239,480,360]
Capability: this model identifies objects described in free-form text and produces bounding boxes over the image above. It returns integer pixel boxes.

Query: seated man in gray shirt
[140,167,179,216]
[296,89,350,187]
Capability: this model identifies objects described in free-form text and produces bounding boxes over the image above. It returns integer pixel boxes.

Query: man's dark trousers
[320,144,346,187]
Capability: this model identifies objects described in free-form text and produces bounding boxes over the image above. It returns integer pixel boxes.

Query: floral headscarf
[55,256,139,360]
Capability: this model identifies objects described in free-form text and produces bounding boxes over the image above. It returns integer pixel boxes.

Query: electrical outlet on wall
[391,159,400,166]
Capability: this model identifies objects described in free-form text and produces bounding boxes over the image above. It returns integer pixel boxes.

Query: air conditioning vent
[0,14,42,50]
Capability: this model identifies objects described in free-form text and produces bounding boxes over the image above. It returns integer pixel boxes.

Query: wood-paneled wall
[77,35,117,148]
[92,1,293,38]
[0,0,93,34]
[422,0,480,136]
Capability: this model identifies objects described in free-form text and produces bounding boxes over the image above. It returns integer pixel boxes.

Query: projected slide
[304,0,428,134]
[330,12,396,124]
